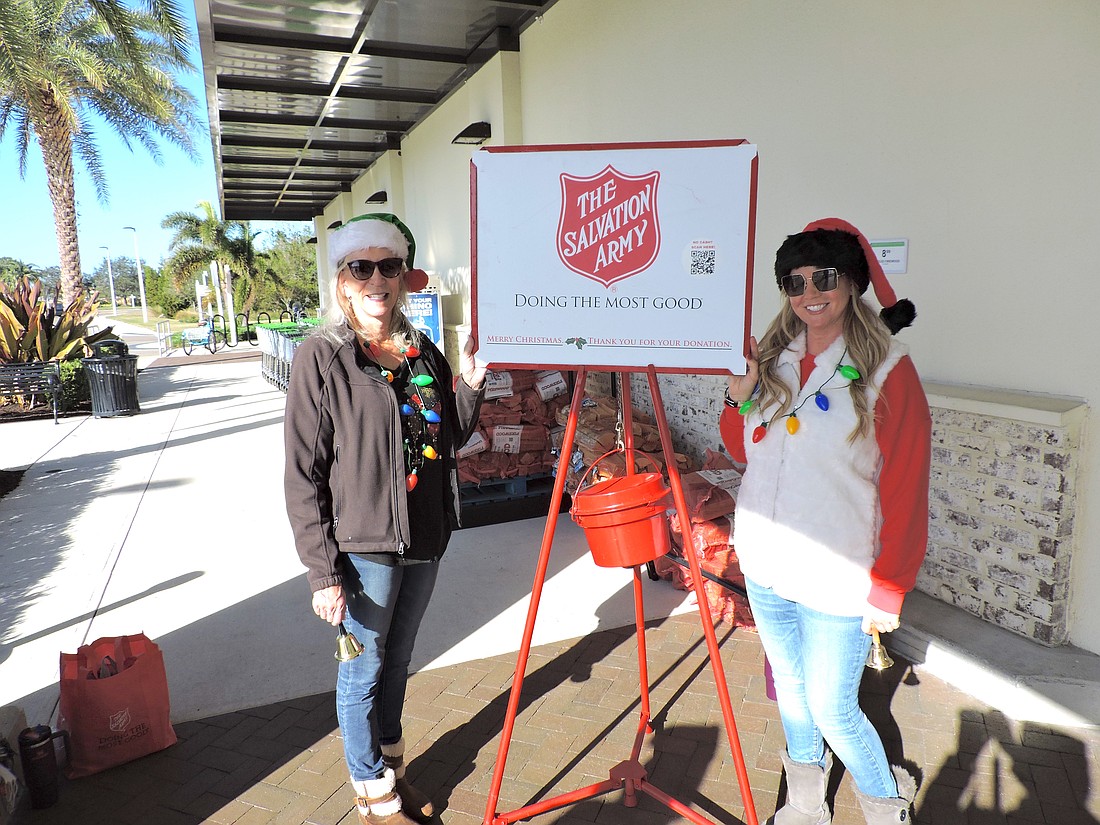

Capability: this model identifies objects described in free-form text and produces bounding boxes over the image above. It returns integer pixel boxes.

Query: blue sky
[0,5,310,273]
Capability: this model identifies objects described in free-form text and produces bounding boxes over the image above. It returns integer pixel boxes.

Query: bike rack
[278,309,307,324]
[235,312,259,346]
[210,314,229,346]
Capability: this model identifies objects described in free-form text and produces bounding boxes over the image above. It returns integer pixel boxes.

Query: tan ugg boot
[381,738,434,822]
[766,749,832,825]
[853,765,917,824]
[352,768,419,825]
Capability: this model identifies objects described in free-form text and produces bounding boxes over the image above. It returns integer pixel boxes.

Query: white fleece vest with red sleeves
[734,332,906,617]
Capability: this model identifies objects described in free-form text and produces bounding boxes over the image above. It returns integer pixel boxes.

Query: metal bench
[0,361,61,423]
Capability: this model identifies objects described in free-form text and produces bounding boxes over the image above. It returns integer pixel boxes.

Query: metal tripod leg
[481,368,758,825]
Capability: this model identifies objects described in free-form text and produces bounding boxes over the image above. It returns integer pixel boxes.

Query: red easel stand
[481,366,758,825]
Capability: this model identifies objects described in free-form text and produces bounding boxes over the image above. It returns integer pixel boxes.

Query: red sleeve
[719,403,748,464]
[868,356,931,614]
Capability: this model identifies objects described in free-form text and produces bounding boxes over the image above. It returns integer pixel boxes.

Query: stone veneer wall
[920,383,1086,645]
[623,373,1088,647]
[621,373,720,465]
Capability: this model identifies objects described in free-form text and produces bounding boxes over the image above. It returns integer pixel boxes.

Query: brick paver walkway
[27,614,1100,824]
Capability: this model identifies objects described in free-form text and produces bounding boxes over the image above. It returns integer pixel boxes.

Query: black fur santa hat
[781,217,916,334]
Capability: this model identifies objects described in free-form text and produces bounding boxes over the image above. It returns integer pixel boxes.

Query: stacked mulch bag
[555,375,693,494]
[653,449,755,629]
[457,369,570,483]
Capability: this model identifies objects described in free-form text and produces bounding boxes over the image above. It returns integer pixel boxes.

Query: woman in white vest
[720,218,930,825]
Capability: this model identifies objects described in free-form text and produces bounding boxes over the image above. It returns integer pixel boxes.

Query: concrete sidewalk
[2,323,1099,822]
[0,337,694,732]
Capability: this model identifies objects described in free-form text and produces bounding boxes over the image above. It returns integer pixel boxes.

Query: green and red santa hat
[328,212,430,292]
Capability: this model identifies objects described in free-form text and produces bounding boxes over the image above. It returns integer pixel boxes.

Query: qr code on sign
[691,249,716,276]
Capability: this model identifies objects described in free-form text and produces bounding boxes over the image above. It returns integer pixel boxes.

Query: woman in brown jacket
[284,214,485,825]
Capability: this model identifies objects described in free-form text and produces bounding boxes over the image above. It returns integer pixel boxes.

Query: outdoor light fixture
[451,121,492,145]
[98,245,118,316]
[123,226,149,323]
[365,190,388,204]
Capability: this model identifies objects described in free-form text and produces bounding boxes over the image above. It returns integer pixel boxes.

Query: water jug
[17,725,66,809]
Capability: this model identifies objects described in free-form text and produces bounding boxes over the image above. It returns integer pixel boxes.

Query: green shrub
[58,360,90,411]
[174,307,199,323]
[145,268,193,318]
[159,294,192,317]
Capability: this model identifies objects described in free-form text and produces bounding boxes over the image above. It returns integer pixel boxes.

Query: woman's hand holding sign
[726,335,759,403]
[460,331,488,389]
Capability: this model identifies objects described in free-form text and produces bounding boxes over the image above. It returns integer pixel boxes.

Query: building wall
[323,0,1099,653]
[919,387,1085,645]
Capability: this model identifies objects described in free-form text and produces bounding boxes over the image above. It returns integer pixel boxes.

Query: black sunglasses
[781,267,839,297]
[346,258,404,280]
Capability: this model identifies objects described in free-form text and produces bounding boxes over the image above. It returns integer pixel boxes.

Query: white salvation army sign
[472,140,757,374]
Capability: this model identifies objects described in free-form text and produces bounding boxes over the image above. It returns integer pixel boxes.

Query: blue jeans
[338,553,439,781]
[746,578,898,797]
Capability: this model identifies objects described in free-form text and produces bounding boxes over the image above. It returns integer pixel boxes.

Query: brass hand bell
[335,622,364,662]
[865,628,894,671]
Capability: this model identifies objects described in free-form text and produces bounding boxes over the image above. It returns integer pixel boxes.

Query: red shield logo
[557,165,660,287]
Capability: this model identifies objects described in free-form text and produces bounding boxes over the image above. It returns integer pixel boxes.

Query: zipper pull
[397,541,407,556]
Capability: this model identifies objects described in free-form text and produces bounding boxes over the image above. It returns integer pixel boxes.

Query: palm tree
[0,0,199,307]
[0,258,41,288]
[162,201,259,329]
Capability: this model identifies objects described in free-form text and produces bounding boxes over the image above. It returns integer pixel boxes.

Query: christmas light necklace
[364,340,441,491]
[738,347,861,442]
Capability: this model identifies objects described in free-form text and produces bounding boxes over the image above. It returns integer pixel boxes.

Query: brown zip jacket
[283,329,484,592]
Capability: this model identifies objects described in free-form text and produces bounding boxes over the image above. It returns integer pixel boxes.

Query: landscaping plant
[0,277,115,364]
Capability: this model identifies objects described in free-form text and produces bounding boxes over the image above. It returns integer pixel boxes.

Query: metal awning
[193,0,558,222]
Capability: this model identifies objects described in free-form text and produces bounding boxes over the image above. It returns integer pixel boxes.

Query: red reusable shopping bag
[58,633,177,777]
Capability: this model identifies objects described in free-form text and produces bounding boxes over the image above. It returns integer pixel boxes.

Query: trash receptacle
[82,339,140,417]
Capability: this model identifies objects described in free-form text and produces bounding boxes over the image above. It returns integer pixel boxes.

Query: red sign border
[471,139,757,376]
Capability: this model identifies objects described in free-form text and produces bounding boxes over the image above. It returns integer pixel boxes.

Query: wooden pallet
[458,472,572,528]
[459,472,555,505]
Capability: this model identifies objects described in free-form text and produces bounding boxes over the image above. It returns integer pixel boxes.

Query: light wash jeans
[745,578,898,797]
[337,553,439,781]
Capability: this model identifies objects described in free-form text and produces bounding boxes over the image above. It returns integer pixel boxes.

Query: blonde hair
[315,260,419,349]
[755,290,892,441]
